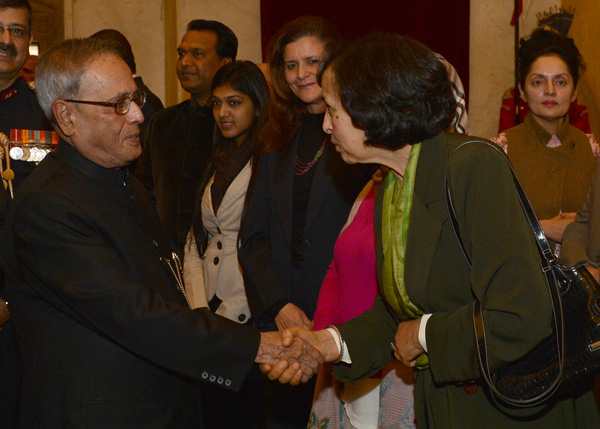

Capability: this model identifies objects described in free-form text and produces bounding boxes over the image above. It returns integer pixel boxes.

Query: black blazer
[1,141,259,428]
[239,124,373,331]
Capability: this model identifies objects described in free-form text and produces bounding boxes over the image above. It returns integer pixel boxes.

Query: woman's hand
[275,303,314,331]
[539,212,576,243]
[393,318,424,367]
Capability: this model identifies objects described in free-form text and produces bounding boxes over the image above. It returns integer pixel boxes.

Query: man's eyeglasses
[0,27,29,40]
[65,90,147,115]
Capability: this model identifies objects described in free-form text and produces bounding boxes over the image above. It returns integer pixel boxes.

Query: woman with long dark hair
[238,17,373,427]
[183,60,269,428]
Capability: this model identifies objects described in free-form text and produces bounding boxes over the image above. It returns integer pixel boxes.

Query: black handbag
[446,140,600,408]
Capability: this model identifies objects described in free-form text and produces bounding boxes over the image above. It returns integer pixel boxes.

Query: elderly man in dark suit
[0,37,321,428]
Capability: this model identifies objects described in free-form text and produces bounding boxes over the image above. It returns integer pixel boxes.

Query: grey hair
[36,38,122,124]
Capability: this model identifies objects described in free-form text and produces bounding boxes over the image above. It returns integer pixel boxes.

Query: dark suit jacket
[239,124,373,331]
[134,75,164,141]
[334,133,597,426]
[128,76,164,173]
[135,100,214,257]
[1,141,259,428]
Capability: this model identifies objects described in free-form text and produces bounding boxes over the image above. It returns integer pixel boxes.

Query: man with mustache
[136,20,236,258]
[0,0,52,186]
[0,1,51,427]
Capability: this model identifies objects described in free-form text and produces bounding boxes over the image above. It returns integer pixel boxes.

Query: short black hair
[0,0,32,31]
[518,28,585,89]
[322,33,456,149]
[88,29,136,74]
[186,19,237,61]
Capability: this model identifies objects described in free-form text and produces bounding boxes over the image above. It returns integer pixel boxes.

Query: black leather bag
[446,140,600,408]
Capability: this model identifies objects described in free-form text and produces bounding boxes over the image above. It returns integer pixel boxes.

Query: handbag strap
[445,140,564,407]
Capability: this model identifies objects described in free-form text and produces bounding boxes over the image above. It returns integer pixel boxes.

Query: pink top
[313,184,378,330]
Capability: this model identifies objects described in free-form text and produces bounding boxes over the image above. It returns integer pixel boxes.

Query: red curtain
[260,0,470,101]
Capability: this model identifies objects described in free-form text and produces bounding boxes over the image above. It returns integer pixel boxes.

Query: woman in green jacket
[267,33,600,428]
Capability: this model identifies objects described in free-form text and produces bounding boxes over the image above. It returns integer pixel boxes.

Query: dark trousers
[261,375,316,428]
[0,323,22,429]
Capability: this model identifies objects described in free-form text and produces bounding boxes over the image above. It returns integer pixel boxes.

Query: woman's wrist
[322,326,345,362]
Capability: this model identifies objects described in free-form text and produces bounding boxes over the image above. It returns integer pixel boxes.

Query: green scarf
[381,142,428,368]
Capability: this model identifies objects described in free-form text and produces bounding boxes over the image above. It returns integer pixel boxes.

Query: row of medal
[0,130,59,198]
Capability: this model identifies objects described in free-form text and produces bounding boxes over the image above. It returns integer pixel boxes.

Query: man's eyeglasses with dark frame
[65,90,146,115]
[0,26,29,40]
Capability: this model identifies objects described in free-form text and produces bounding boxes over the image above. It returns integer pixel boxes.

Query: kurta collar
[523,111,571,145]
[53,139,127,185]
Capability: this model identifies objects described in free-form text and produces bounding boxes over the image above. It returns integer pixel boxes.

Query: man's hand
[274,303,313,331]
[255,331,323,385]
[393,318,424,367]
[0,300,10,331]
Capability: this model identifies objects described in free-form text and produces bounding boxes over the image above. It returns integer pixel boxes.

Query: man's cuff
[418,314,432,353]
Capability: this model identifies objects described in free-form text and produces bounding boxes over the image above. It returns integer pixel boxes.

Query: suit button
[201,371,208,379]
[217,241,222,250]
[304,239,312,246]
[130,195,135,202]
[225,379,232,387]
[217,377,224,384]
[209,375,216,382]
[214,257,219,265]
[238,314,246,322]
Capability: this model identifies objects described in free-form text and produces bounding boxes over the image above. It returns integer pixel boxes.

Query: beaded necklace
[294,137,327,175]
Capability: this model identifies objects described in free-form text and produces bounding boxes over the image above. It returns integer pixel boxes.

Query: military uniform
[0,77,52,428]
[0,77,53,188]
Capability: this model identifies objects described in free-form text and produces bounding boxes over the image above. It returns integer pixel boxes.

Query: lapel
[405,133,450,305]
[305,140,341,233]
[271,134,299,245]
[214,160,252,217]
[375,133,450,307]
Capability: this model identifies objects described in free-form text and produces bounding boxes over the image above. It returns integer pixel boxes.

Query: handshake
[254,327,340,385]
